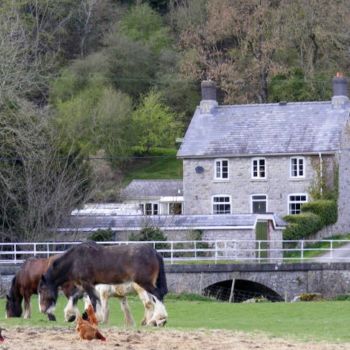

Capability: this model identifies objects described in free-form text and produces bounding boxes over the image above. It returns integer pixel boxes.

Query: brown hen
[76,315,106,341]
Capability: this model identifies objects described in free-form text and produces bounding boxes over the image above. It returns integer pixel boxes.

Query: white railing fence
[1,239,350,264]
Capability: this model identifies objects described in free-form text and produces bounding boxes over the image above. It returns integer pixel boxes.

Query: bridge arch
[203,279,283,302]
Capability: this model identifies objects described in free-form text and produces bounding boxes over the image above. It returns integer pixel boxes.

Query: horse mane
[155,253,168,301]
[45,241,101,285]
[8,275,19,299]
[51,241,100,268]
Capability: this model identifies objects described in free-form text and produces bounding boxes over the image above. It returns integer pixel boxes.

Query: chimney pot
[332,74,349,108]
[201,80,217,101]
[200,80,218,113]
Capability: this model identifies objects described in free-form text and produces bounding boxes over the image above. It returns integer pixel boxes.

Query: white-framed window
[290,157,305,178]
[288,194,308,215]
[252,158,266,179]
[140,203,159,215]
[214,159,229,180]
[212,195,231,214]
[251,194,267,214]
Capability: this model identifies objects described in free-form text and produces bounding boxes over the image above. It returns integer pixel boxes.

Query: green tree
[132,91,180,152]
[119,2,171,53]
[269,69,331,102]
[54,82,133,165]
[105,2,176,99]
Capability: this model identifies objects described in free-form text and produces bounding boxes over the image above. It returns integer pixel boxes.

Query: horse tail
[155,252,168,301]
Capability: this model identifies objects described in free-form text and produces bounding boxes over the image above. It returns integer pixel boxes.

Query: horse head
[38,275,58,316]
[5,294,22,318]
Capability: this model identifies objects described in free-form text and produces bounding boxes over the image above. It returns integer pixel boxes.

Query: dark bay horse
[6,255,80,321]
[38,241,168,326]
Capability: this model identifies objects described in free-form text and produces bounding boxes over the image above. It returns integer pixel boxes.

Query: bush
[283,212,323,240]
[88,229,114,241]
[129,226,167,241]
[301,200,337,226]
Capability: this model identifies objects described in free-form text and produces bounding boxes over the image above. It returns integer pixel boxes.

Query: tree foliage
[54,81,133,164]
[2,0,350,241]
[132,91,180,152]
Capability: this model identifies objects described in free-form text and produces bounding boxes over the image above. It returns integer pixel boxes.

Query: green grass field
[1,295,350,343]
[122,148,182,185]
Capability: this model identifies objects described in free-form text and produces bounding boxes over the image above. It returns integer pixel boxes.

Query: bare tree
[0,97,92,241]
[173,0,284,103]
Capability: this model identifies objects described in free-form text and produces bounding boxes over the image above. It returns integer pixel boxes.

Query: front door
[255,221,268,260]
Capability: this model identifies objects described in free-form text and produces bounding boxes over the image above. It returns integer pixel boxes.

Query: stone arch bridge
[165,262,350,301]
[1,263,350,301]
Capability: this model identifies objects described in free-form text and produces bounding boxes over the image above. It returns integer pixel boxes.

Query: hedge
[283,199,337,240]
[283,212,323,240]
[301,200,337,226]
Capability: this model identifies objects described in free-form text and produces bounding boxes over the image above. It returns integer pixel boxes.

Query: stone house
[177,75,350,236]
[60,75,350,261]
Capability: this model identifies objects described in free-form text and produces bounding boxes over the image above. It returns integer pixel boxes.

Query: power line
[0,154,180,163]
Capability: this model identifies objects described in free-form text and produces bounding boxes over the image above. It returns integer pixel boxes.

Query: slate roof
[59,213,286,232]
[177,101,349,158]
[122,179,183,199]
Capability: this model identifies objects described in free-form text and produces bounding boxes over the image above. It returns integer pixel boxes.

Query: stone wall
[183,155,334,216]
[165,262,350,301]
[0,265,19,296]
[3,262,350,301]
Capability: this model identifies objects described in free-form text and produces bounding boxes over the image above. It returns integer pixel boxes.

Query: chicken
[76,316,106,341]
[86,304,99,326]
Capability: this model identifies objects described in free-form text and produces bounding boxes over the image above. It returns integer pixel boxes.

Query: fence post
[258,240,261,263]
[34,243,37,257]
[170,241,174,264]
[301,240,304,260]
[229,278,235,303]
[14,243,17,264]
[330,240,333,260]
[194,241,197,259]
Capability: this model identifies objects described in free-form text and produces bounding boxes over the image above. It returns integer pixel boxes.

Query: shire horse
[6,255,81,321]
[38,241,168,326]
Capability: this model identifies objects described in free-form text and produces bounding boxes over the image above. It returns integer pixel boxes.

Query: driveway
[311,242,350,262]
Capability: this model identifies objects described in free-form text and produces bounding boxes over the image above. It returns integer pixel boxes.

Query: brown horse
[6,255,80,321]
[38,241,168,326]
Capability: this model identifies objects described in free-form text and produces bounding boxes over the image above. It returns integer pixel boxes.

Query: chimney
[332,72,349,108]
[200,80,218,113]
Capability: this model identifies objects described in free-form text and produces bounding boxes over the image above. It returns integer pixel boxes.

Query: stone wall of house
[334,120,350,234]
[183,155,336,216]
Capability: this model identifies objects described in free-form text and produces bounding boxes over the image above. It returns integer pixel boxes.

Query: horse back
[70,244,160,286]
[17,257,52,294]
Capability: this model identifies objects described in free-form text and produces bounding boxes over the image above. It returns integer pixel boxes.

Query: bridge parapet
[165,263,350,301]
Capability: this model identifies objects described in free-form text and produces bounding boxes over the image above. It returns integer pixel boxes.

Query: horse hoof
[157,319,167,327]
[67,315,76,322]
[48,314,56,321]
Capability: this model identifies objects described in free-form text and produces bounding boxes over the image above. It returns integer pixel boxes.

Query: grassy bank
[1,295,350,342]
[122,148,182,185]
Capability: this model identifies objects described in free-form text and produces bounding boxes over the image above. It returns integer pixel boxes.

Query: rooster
[76,305,106,341]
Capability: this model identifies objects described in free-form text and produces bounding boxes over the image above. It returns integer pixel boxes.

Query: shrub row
[283,200,337,240]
